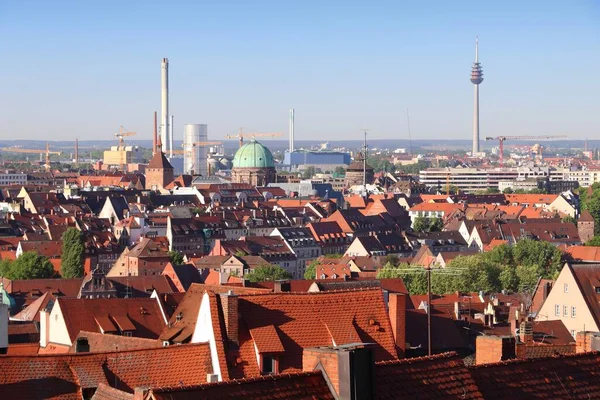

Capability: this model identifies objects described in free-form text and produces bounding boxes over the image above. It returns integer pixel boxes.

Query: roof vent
[207,374,219,383]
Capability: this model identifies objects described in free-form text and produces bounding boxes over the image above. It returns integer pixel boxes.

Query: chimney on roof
[273,280,291,293]
[302,345,375,400]
[39,309,50,348]
[220,291,239,345]
[388,293,406,358]
[519,320,533,344]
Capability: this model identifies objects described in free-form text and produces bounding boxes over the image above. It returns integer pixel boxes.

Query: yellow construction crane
[225,128,282,148]
[1,143,62,169]
[114,126,136,172]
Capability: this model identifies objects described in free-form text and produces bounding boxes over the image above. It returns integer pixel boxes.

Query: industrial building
[183,124,208,176]
[282,150,351,172]
[419,166,564,193]
[103,146,141,169]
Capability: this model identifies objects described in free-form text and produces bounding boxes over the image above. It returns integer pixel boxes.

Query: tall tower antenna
[289,109,295,152]
[470,36,484,155]
[363,129,368,196]
[160,58,170,155]
[406,108,413,156]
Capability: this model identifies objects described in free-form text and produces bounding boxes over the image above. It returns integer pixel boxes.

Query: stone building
[344,152,374,188]
[578,210,595,243]
[230,140,276,186]
[145,152,174,190]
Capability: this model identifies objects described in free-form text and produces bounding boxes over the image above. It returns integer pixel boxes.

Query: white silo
[183,124,208,175]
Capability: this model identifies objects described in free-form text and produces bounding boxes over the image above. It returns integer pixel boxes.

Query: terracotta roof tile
[68,331,163,353]
[57,297,166,342]
[249,325,285,353]
[0,343,213,397]
[147,371,335,400]
[375,352,483,399]
[231,288,398,378]
[91,383,134,400]
[469,351,600,399]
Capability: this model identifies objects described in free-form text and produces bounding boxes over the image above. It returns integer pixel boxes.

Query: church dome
[232,140,275,169]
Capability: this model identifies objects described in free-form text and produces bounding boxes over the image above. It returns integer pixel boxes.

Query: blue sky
[0,0,599,142]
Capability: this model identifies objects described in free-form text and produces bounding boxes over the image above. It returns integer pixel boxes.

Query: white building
[0,172,27,186]
[183,124,208,176]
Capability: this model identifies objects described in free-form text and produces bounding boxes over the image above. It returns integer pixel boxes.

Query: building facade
[231,140,276,186]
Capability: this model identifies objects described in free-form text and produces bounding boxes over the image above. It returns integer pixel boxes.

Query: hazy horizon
[1,1,598,142]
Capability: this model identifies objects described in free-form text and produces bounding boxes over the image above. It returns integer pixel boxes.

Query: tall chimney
[153,111,158,155]
[161,58,169,156]
[169,115,174,158]
[74,138,79,164]
[289,109,295,153]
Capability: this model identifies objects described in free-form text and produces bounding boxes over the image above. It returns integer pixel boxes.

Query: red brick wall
[221,293,239,344]
[388,293,406,358]
[302,348,340,396]
[476,336,514,365]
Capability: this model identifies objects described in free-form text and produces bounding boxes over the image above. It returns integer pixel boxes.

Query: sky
[0,0,599,142]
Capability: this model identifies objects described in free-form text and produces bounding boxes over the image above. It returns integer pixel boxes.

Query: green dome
[232,140,275,169]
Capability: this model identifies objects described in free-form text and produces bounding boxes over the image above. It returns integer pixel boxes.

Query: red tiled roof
[375,352,483,399]
[0,343,214,398]
[57,298,166,342]
[469,351,600,399]
[91,383,133,400]
[565,245,600,262]
[249,325,285,353]
[147,371,335,400]
[68,331,163,353]
[231,289,398,378]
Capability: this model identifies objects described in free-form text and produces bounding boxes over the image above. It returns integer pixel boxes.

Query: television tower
[470,37,484,155]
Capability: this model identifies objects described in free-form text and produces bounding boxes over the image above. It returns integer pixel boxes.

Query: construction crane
[225,128,282,148]
[485,135,567,167]
[114,126,137,172]
[0,143,62,169]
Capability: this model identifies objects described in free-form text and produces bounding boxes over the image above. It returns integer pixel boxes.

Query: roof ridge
[469,350,600,369]
[375,351,459,366]
[4,342,210,359]
[152,371,324,392]
[236,287,383,297]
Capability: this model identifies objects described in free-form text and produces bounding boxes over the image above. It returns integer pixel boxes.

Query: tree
[5,252,55,280]
[168,250,184,265]
[304,260,318,280]
[234,250,248,257]
[516,264,543,291]
[502,187,514,194]
[302,166,316,179]
[428,217,444,232]
[377,263,427,294]
[513,239,563,277]
[61,228,85,278]
[383,254,400,267]
[486,187,500,194]
[585,236,600,246]
[446,255,501,293]
[483,244,514,267]
[499,265,519,292]
[245,264,293,282]
[412,216,430,233]
[334,166,346,177]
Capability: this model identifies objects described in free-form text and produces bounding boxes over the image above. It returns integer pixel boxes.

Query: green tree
[561,215,576,225]
[428,217,444,232]
[412,216,430,233]
[446,255,501,293]
[516,264,543,291]
[585,236,600,246]
[499,265,519,292]
[483,244,514,267]
[502,187,514,194]
[383,254,400,267]
[61,228,85,278]
[234,250,248,257]
[302,166,316,179]
[245,264,293,282]
[334,166,346,177]
[304,260,318,280]
[6,252,55,280]
[0,258,12,278]
[486,187,500,194]
[513,239,563,277]
[168,250,185,265]
[377,263,427,294]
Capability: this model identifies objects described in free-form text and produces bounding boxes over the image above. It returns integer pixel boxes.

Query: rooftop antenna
[406,108,413,156]
[363,129,369,196]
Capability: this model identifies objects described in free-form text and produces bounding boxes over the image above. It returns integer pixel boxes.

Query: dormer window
[261,354,277,375]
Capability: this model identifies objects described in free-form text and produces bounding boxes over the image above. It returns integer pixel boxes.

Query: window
[571,329,576,338]
[563,305,568,317]
[572,306,576,318]
[564,283,569,293]
[261,354,276,375]
[555,305,560,316]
